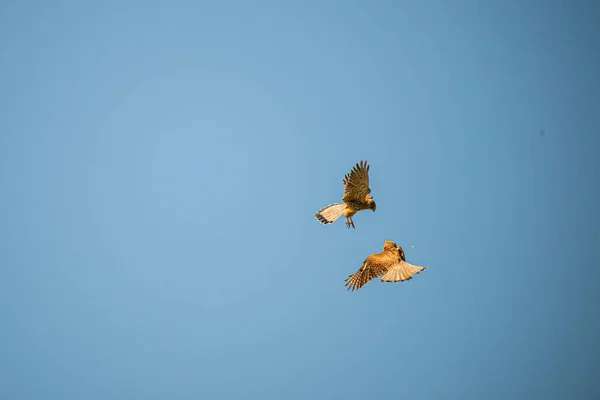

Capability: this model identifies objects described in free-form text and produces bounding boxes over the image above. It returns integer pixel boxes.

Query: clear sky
[1,1,599,399]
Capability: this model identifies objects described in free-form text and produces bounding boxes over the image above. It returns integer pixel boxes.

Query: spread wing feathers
[314,203,346,225]
[345,252,395,291]
[381,261,427,283]
[342,160,371,203]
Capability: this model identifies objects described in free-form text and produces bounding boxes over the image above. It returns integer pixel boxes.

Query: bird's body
[314,160,376,229]
[345,240,427,291]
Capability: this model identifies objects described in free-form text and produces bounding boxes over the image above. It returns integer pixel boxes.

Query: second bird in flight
[314,160,376,229]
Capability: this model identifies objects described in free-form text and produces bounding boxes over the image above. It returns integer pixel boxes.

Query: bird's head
[383,240,397,250]
[368,198,376,211]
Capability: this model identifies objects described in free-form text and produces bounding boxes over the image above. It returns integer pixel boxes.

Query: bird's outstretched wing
[345,252,395,291]
[342,160,371,203]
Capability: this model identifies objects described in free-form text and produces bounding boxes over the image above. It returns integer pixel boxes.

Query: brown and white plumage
[314,160,376,229]
[345,240,427,291]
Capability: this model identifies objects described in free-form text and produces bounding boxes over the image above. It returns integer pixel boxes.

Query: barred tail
[314,203,346,225]
[381,261,427,283]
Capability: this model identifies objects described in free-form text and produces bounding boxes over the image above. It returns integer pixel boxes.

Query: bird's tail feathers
[381,261,426,283]
[314,203,345,225]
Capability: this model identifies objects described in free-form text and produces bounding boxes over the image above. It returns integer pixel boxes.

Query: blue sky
[1,1,599,399]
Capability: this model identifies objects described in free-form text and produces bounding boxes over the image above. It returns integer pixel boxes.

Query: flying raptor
[345,240,427,291]
[314,160,376,229]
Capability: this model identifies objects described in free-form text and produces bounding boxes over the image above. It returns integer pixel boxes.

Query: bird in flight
[345,240,427,291]
[314,160,376,229]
